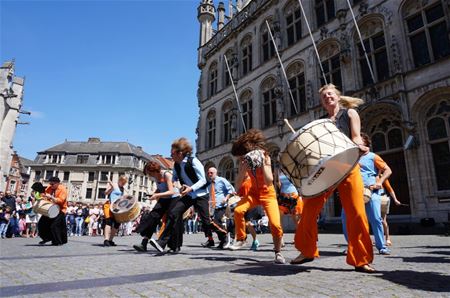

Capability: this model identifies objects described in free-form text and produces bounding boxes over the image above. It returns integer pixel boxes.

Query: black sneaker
[103,240,111,247]
[149,239,164,253]
[168,247,180,254]
[201,239,215,248]
[133,243,147,252]
[39,240,48,245]
[108,240,117,246]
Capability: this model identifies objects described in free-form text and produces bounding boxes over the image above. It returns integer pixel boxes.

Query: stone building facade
[0,61,26,191]
[27,137,172,203]
[5,153,32,195]
[195,0,450,227]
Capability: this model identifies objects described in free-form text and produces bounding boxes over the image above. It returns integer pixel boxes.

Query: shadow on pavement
[424,250,450,256]
[388,256,450,263]
[380,270,450,292]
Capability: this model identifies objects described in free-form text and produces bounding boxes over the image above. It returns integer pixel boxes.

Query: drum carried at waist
[225,195,241,218]
[33,199,60,218]
[110,195,141,223]
[280,119,360,198]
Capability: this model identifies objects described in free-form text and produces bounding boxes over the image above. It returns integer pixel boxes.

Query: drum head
[111,195,137,213]
[227,195,241,206]
[47,205,60,218]
[300,147,360,198]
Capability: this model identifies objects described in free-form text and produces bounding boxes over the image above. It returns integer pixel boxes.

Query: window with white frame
[285,2,302,46]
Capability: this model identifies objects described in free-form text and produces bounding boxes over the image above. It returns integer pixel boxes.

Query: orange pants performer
[233,168,283,246]
[294,165,373,267]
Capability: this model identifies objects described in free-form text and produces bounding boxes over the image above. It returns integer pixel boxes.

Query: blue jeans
[75,217,84,236]
[342,192,387,251]
[0,222,9,237]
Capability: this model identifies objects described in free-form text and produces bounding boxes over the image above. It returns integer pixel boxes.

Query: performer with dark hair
[291,84,375,273]
[133,161,180,253]
[229,129,286,264]
[148,137,226,253]
[37,177,68,246]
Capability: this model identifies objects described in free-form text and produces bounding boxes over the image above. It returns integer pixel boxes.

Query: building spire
[197,0,216,47]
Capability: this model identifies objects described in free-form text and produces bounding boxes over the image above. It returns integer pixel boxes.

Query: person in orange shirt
[229,129,285,264]
[38,176,68,246]
[291,84,375,273]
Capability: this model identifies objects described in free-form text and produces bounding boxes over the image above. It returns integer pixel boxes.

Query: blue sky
[1,0,207,160]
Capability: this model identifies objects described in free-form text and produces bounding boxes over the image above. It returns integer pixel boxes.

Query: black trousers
[38,212,68,245]
[158,195,225,248]
[136,197,183,250]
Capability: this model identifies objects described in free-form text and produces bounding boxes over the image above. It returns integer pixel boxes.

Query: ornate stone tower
[0,61,25,190]
[197,0,216,47]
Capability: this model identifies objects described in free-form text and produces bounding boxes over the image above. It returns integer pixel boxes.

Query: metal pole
[265,20,299,115]
[224,55,247,132]
[296,0,328,85]
[345,0,376,84]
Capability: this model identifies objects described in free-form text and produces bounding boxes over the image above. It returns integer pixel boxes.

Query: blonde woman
[103,175,128,246]
[291,84,375,273]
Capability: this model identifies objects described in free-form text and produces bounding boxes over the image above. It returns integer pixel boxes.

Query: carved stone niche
[339,33,351,64]
[336,9,348,31]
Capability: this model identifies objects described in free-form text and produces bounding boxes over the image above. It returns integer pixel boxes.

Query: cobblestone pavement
[0,233,449,297]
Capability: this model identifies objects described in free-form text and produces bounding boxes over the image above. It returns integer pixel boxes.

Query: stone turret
[217,2,226,30]
[0,61,25,190]
[198,0,216,47]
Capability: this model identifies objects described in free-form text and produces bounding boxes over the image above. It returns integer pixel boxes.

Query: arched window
[319,42,342,90]
[287,61,306,116]
[208,62,218,97]
[315,0,335,27]
[261,77,277,128]
[367,116,404,153]
[219,158,235,185]
[206,110,216,149]
[356,18,390,86]
[284,1,302,46]
[240,90,253,131]
[241,35,253,76]
[261,19,275,62]
[426,100,450,190]
[372,132,386,152]
[403,0,450,67]
[222,101,233,143]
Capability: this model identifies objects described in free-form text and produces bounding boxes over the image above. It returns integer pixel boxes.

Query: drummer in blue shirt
[203,167,235,249]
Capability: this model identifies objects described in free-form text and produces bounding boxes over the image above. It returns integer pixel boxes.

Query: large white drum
[280,119,360,198]
[110,195,141,223]
[33,199,60,218]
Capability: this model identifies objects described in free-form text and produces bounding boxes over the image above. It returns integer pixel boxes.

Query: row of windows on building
[34,170,150,187]
[43,153,147,168]
[207,0,449,98]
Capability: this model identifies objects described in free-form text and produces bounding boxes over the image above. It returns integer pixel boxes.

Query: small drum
[363,187,372,204]
[33,200,60,218]
[110,195,141,223]
[225,195,241,218]
[280,119,360,198]
[380,195,390,217]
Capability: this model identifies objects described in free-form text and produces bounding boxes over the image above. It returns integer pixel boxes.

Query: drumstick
[284,119,296,134]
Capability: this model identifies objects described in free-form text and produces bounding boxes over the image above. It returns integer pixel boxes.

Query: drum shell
[280,119,360,198]
[33,200,60,218]
[110,196,141,223]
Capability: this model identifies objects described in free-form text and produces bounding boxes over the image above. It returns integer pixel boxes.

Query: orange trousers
[294,165,373,267]
[234,185,283,241]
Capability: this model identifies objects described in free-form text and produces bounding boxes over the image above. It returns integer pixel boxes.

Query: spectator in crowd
[75,203,84,236]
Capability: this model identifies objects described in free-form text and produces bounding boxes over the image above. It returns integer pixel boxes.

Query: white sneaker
[229,240,246,251]
[274,252,286,264]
